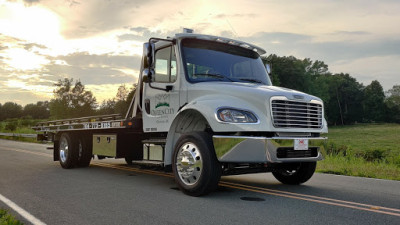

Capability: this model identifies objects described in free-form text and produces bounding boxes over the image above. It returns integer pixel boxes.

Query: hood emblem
[293,95,304,100]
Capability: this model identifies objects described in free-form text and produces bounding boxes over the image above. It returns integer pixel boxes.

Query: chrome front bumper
[213,136,327,163]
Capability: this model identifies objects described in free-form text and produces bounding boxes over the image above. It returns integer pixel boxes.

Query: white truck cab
[34,31,328,196]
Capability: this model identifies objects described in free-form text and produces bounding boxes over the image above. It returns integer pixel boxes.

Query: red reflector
[128,122,133,126]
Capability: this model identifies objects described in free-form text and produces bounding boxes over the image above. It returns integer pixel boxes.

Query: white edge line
[0,193,46,225]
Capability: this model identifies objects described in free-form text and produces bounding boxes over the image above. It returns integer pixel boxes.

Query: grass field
[317,123,400,180]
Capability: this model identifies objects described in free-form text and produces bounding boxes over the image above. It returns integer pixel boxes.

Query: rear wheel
[172,132,221,196]
[76,134,92,167]
[59,133,79,169]
[272,162,316,185]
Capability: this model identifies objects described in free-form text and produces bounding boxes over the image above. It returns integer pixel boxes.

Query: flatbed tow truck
[34,30,328,196]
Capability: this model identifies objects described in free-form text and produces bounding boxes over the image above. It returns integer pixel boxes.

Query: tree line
[0,79,136,123]
[262,55,400,125]
[1,55,399,126]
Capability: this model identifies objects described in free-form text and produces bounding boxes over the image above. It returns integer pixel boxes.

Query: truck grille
[271,99,323,129]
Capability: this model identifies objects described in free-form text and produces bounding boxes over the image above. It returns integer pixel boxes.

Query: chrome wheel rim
[59,136,68,163]
[176,142,203,186]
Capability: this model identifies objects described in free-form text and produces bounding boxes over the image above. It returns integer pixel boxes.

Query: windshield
[181,38,271,85]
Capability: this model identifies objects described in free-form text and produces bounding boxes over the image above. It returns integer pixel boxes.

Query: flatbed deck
[32,114,128,132]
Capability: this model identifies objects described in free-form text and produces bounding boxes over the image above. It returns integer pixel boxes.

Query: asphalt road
[0,139,399,225]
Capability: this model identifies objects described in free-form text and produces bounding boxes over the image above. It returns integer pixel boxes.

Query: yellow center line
[92,162,400,217]
[219,181,400,213]
[3,146,400,217]
[218,182,400,217]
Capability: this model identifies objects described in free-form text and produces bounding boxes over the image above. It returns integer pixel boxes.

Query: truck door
[142,44,179,132]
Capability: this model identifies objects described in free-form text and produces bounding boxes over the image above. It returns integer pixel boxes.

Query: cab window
[154,46,176,83]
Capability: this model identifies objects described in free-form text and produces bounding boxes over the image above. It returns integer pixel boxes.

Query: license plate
[294,139,309,150]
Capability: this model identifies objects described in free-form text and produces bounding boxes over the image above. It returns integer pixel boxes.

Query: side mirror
[142,69,154,83]
[144,42,155,69]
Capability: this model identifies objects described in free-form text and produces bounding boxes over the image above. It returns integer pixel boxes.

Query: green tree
[262,55,281,86]
[0,102,23,120]
[23,101,50,119]
[98,99,117,115]
[97,84,137,116]
[115,84,136,115]
[324,73,364,125]
[305,60,329,76]
[385,85,400,123]
[363,80,385,122]
[267,55,307,92]
[4,119,18,131]
[49,78,97,119]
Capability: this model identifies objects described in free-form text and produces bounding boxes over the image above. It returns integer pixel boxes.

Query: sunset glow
[0,0,399,105]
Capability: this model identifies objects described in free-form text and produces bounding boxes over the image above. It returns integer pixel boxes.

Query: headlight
[217,108,258,123]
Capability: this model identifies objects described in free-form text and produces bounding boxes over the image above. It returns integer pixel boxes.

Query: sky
[0,0,399,106]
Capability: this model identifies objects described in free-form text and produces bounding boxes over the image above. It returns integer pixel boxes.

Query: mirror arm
[149,82,173,92]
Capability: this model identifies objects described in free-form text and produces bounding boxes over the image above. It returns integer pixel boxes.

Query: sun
[3,48,49,71]
[0,1,62,46]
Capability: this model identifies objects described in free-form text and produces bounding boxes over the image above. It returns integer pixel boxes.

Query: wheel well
[164,109,212,165]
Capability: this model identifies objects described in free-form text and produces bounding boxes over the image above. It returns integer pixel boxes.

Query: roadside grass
[317,123,400,180]
[0,119,43,143]
[0,209,23,225]
[0,119,39,134]
[317,155,400,180]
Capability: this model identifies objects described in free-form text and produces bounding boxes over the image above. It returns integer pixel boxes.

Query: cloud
[118,27,181,43]
[214,13,257,19]
[241,31,400,91]
[23,0,39,3]
[330,55,400,90]
[242,31,400,62]
[23,43,47,51]
[330,31,370,36]
[31,0,161,39]
[0,31,141,105]
[2,0,400,106]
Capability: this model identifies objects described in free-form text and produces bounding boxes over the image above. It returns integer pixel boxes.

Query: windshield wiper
[193,73,233,81]
[239,78,263,84]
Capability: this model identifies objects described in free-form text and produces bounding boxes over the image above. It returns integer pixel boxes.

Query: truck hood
[184,81,327,133]
[189,82,322,103]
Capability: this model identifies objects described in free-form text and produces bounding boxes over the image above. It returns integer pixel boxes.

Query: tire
[272,162,316,185]
[172,132,221,196]
[58,133,79,169]
[76,134,92,167]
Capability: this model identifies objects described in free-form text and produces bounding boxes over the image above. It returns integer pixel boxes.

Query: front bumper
[213,136,327,163]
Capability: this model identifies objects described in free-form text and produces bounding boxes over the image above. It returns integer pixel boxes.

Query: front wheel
[172,132,221,196]
[272,162,316,185]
